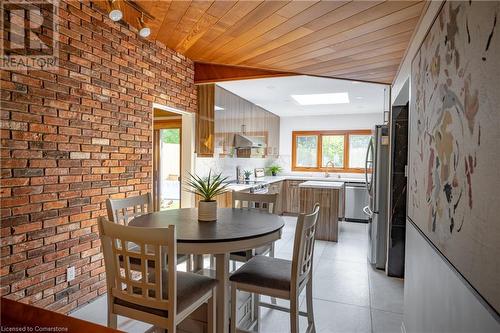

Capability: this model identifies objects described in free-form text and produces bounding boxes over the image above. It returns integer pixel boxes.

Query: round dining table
[129,208,285,333]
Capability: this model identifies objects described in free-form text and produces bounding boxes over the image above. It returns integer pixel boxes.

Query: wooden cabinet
[282,180,304,214]
[196,84,215,157]
[299,187,341,242]
[267,181,283,214]
[214,86,279,158]
[216,191,233,208]
[194,191,233,208]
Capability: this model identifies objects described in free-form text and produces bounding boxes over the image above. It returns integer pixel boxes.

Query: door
[153,119,182,211]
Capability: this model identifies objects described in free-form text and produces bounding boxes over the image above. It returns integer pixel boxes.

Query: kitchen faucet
[324,160,334,178]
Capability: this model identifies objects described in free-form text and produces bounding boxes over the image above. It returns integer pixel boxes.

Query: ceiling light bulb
[138,14,151,38]
[139,26,151,38]
[108,0,123,21]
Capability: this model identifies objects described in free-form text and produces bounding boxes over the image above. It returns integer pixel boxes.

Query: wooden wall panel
[194,62,292,84]
[196,84,215,157]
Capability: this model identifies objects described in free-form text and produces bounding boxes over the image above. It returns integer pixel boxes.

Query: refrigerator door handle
[365,138,374,195]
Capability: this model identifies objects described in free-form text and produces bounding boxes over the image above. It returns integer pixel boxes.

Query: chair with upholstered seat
[98,217,217,332]
[106,194,192,271]
[230,204,320,333]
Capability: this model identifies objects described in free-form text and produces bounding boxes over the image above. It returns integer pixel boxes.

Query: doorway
[153,109,182,211]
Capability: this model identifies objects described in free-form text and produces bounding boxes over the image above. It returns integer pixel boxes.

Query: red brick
[0,0,196,313]
[11,256,42,272]
[12,239,44,254]
[30,193,58,203]
[43,200,67,210]
[1,196,29,207]
[13,222,42,234]
[12,203,42,215]
[29,123,57,134]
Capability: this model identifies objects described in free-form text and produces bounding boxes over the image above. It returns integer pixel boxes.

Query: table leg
[215,253,229,333]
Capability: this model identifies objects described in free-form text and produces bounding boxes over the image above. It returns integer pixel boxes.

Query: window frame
[291,129,372,173]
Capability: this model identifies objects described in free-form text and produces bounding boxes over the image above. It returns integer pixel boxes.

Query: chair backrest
[98,217,177,321]
[291,203,320,289]
[232,191,278,214]
[106,193,153,225]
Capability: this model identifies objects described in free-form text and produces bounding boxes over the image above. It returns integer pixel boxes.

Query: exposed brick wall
[0,0,196,313]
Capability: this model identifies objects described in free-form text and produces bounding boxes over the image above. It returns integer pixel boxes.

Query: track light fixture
[108,0,123,22]
[138,13,150,38]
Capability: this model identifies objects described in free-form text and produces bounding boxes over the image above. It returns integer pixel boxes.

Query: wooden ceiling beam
[194,62,294,84]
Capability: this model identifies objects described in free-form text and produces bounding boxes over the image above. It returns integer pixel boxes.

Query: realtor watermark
[1,0,59,70]
[0,325,68,332]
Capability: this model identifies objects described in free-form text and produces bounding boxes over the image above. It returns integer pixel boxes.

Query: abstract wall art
[409,1,500,312]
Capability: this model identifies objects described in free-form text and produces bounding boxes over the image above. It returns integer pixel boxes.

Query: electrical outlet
[67,266,75,282]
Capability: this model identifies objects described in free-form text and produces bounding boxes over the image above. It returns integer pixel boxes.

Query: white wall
[279,113,383,173]
[404,221,499,332]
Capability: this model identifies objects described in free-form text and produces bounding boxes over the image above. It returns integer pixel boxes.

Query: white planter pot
[198,200,217,222]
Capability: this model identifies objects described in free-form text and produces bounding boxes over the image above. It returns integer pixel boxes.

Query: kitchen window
[292,130,372,173]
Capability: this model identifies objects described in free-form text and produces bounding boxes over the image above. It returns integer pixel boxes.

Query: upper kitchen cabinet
[196,84,215,157]
[214,86,279,158]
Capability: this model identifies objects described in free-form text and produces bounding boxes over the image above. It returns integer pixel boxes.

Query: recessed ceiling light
[355,96,364,100]
[291,92,349,105]
[214,105,224,111]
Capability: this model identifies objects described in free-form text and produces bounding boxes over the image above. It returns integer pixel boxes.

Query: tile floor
[71,217,404,332]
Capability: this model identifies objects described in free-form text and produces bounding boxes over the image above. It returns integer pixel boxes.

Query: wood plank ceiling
[102,1,425,84]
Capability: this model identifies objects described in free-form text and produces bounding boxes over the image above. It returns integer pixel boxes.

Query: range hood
[234,134,267,149]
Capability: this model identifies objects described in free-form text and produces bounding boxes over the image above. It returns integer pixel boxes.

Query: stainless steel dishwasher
[344,182,369,222]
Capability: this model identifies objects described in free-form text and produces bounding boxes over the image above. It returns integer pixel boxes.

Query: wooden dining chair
[98,217,217,333]
[106,193,153,226]
[230,192,279,311]
[230,192,278,269]
[230,204,320,333]
[106,194,192,271]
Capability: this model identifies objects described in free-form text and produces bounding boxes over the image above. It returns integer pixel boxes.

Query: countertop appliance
[228,179,269,194]
[364,125,389,270]
[344,182,369,222]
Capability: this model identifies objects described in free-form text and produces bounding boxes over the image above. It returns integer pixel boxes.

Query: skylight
[291,92,350,105]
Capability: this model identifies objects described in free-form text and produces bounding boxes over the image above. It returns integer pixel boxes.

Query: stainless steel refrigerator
[364,125,389,270]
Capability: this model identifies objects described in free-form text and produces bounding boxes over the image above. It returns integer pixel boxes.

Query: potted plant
[243,170,252,181]
[267,165,282,176]
[185,171,229,222]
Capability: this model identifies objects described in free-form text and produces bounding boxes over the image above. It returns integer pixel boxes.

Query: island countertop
[298,181,344,189]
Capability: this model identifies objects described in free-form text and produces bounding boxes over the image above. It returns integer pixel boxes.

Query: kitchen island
[299,181,344,242]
